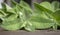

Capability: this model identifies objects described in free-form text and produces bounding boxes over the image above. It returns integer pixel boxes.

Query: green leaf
[20,1,30,8]
[30,14,54,29]
[40,2,54,12]
[51,9,60,26]
[0,10,7,17]
[2,3,7,12]
[23,9,32,20]
[33,1,59,30]
[51,1,60,10]
[2,3,16,14]
[24,21,35,31]
[11,0,17,7]
[1,18,22,31]
[11,0,23,14]
[52,9,60,21]
[20,1,33,12]
[3,14,18,21]
[5,4,12,9]
[5,4,16,14]
[34,2,54,14]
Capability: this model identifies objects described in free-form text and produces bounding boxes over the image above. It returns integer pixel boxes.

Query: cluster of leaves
[0,0,60,31]
[0,0,33,31]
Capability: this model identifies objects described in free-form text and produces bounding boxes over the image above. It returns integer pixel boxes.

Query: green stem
[53,20,58,30]
[53,23,57,30]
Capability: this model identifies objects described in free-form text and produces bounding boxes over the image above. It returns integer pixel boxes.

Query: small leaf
[24,21,35,31]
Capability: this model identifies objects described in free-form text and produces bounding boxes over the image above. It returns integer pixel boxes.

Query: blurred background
[0,0,60,7]
[4,0,60,5]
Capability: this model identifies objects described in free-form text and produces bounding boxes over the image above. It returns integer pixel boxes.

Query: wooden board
[0,30,60,35]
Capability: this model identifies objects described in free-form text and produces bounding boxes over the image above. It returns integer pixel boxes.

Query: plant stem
[53,20,58,30]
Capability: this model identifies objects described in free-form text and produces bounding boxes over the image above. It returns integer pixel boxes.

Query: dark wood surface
[0,30,60,35]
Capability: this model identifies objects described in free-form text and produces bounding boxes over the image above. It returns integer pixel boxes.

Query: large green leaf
[33,1,59,30]
[1,18,22,31]
[32,2,55,29]
[30,15,54,29]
